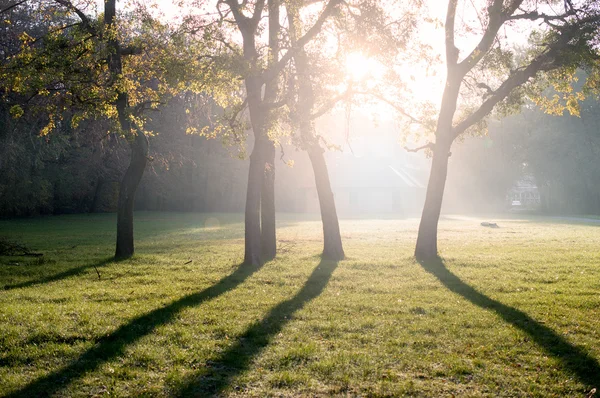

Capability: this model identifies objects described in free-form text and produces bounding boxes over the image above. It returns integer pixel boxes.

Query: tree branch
[0,0,28,14]
[353,91,434,133]
[404,142,434,153]
[445,0,459,67]
[309,89,353,120]
[507,10,572,23]
[263,98,288,109]
[53,0,96,36]
[224,0,247,23]
[250,0,265,30]
[453,52,556,137]
[133,101,163,116]
[261,0,341,84]
[457,0,523,74]
[453,13,600,138]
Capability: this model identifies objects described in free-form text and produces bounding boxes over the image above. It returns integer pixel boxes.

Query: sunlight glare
[345,53,385,82]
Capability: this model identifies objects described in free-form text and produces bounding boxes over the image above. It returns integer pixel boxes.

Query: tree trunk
[89,177,104,213]
[115,131,148,259]
[286,4,345,261]
[415,141,451,261]
[258,0,279,262]
[105,0,148,259]
[261,140,276,260]
[244,138,264,266]
[308,146,344,260]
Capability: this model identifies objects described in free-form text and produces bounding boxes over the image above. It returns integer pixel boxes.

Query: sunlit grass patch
[0,213,599,396]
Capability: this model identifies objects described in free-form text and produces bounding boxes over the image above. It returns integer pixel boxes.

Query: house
[507,175,540,209]
[299,153,426,216]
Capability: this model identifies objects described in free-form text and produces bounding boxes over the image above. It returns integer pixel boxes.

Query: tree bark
[415,141,451,261]
[115,131,148,259]
[258,0,279,262]
[261,139,276,260]
[307,146,345,260]
[244,136,264,265]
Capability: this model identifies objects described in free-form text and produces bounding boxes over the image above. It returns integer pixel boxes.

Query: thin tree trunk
[287,3,344,261]
[89,177,104,213]
[115,131,148,259]
[244,137,264,265]
[415,142,451,261]
[307,146,345,260]
[261,140,276,260]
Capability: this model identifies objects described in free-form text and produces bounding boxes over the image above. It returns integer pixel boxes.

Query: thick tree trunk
[105,0,149,259]
[244,138,264,266]
[308,146,345,260]
[261,140,276,260]
[415,141,451,261]
[115,132,148,259]
[259,0,279,262]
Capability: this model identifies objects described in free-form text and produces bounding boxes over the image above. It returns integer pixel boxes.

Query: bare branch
[279,142,286,163]
[457,0,524,74]
[53,0,96,36]
[261,0,341,84]
[0,0,28,14]
[309,89,353,120]
[404,142,434,153]
[353,91,434,133]
[507,10,572,23]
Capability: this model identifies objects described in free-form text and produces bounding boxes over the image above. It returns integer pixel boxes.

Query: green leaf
[9,105,24,119]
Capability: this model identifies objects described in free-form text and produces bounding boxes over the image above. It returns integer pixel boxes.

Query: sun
[345,52,385,82]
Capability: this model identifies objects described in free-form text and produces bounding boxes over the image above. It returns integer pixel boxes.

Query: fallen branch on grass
[0,237,43,257]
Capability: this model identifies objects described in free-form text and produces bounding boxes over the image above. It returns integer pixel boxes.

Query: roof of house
[510,174,539,191]
[324,153,426,189]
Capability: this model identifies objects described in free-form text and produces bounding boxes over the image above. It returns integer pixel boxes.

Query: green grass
[1,212,599,397]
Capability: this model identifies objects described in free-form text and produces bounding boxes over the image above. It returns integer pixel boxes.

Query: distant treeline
[446,99,600,216]
[0,99,252,217]
[1,3,599,218]
[2,96,600,218]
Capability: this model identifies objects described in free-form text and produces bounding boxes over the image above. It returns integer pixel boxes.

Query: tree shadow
[2,257,115,291]
[419,257,600,388]
[5,261,263,398]
[175,258,339,397]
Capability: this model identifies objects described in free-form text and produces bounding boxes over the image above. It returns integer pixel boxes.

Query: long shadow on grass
[419,257,600,388]
[5,261,262,398]
[2,257,114,291]
[175,259,339,397]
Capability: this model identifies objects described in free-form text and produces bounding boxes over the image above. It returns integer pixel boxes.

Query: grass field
[1,212,599,397]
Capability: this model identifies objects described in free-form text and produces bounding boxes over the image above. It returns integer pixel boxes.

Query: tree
[283,0,417,260]
[216,0,341,265]
[497,95,600,215]
[287,2,345,260]
[413,0,600,260]
[1,0,234,257]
